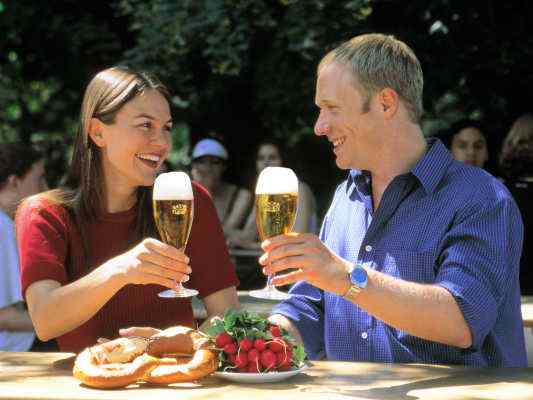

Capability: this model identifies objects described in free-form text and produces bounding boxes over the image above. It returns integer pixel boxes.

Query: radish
[223,342,237,354]
[269,325,282,337]
[253,338,266,352]
[268,338,286,353]
[239,338,253,352]
[234,351,248,368]
[260,349,277,370]
[215,332,234,348]
[248,348,260,364]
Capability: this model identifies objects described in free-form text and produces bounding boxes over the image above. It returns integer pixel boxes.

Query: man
[263,33,526,366]
[0,142,50,351]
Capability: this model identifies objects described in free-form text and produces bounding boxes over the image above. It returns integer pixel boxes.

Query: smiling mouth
[332,137,346,151]
[136,153,161,169]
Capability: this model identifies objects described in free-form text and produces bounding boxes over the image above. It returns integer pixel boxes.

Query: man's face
[314,62,382,170]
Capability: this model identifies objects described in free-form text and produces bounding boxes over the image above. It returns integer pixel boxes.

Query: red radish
[278,363,292,371]
[260,349,277,370]
[234,351,248,368]
[276,350,292,367]
[248,348,260,364]
[223,342,237,354]
[269,325,282,337]
[253,338,266,352]
[239,338,253,352]
[227,353,237,365]
[215,332,234,348]
[268,338,286,353]
[247,363,261,373]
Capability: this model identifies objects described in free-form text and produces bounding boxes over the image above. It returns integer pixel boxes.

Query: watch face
[351,266,368,288]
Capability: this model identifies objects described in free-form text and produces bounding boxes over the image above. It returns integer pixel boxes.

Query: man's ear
[378,88,399,119]
[88,118,106,147]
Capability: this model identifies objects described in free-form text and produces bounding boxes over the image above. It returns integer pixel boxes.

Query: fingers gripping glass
[153,172,198,298]
[249,167,298,300]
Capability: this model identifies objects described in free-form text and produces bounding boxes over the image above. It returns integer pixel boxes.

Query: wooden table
[1,352,533,400]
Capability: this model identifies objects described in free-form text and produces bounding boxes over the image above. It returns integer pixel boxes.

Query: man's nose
[314,115,329,136]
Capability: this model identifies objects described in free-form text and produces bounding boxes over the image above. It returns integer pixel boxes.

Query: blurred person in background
[499,113,533,295]
[190,137,252,233]
[16,66,239,353]
[448,119,489,169]
[227,139,318,250]
[0,142,55,351]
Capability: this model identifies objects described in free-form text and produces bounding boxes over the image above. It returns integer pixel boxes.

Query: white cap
[192,138,228,160]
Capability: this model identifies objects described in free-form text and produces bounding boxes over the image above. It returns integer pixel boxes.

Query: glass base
[249,286,290,300]
[158,287,198,298]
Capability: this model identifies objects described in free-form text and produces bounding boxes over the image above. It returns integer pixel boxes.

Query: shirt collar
[346,138,452,195]
[409,138,453,194]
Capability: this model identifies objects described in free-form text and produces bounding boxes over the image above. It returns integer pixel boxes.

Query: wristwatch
[342,264,368,302]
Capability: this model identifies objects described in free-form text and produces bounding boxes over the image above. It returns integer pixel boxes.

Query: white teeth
[137,154,161,162]
[333,137,345,147]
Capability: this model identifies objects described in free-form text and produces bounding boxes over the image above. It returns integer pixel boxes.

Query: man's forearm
[354,268,472,348]
[0,304,34,331]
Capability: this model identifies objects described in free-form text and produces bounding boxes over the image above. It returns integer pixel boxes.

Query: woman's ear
[88,118,106,147]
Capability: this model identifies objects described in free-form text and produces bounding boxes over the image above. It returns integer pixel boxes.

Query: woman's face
[256,144,283,173]
[451,127,488,168]
[191,156,225,189]
[95,89,172,191]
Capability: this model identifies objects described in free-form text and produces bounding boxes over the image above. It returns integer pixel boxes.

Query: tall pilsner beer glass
[153,171,198,298]
[249,166,298,300]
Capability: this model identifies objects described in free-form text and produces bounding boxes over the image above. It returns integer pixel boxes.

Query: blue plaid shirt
[273,139,526,366]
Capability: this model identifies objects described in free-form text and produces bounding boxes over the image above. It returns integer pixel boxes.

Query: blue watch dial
[351,265,368,288]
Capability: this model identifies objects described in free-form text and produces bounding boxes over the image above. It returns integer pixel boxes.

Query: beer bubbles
[153,172,198,298]
[250,167,299,300]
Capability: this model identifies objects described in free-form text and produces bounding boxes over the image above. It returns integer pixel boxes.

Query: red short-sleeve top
[17,182,239,353]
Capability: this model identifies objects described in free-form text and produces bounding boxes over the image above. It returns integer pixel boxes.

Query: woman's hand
[108,238,191,291]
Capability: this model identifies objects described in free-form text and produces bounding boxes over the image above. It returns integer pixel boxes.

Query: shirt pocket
[380,249,437,284]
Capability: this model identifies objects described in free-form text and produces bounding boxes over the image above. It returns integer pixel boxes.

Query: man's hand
[259,233,352,295]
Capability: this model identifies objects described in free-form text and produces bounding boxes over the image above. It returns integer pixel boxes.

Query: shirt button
[361,332,368,339]
[365,245,372,252]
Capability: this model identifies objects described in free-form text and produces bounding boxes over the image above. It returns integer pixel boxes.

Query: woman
[499,113,533,295]
[190,137,252,233]
[226,139,318,250]
[16,66,239,353]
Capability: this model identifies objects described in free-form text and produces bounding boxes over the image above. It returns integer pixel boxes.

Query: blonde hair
[499,113,533,179]
[318,33,424,123]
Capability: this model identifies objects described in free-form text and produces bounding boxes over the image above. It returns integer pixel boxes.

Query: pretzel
[144,326,217,384]
[72,326,217,388]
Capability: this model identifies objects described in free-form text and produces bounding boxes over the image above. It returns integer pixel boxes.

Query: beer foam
[153,172,193,200]
[255,166,299,194]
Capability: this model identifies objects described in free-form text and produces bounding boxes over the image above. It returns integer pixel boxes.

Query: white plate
[213,364,309,383]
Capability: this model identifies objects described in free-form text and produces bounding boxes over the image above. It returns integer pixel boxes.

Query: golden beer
[255,193,298,240]
[153,199,194,250]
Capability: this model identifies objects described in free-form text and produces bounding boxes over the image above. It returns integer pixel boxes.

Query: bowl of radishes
[207,309,308,383]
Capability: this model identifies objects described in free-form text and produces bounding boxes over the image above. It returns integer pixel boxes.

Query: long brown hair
[41,66,170,257]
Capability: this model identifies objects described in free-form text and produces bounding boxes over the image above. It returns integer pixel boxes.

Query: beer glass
[249,167,298,300]
[153,171,198,298]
